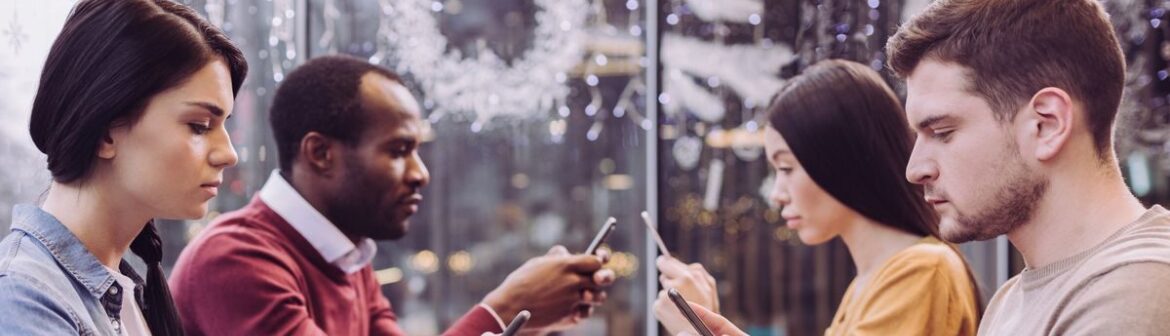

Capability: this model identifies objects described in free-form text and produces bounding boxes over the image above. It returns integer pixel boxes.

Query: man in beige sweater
[885,0,1170,334]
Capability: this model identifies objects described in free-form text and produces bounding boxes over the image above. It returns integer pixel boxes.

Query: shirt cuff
[477,303,508,331]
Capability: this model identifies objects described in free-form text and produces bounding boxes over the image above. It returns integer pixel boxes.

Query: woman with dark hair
[654,60,981,335]
[0,0,246,335]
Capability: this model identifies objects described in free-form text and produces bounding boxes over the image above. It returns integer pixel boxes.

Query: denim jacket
[0,204,145,336]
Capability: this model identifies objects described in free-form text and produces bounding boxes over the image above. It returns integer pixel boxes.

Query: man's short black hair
[269,55,402,172]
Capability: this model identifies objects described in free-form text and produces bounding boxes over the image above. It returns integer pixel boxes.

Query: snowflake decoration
[2,11,29,54]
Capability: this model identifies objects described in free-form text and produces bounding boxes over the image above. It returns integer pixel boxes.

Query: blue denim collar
[10,204,121,300]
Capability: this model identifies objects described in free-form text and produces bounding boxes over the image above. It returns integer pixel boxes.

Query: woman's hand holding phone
[654,290,746,336]
[656,256,719,313]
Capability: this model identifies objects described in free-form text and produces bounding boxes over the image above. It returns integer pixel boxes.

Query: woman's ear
[97,130,119,160]
[99,119,136,160]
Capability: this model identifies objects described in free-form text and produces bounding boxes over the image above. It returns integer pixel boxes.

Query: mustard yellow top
[824,237,979,336]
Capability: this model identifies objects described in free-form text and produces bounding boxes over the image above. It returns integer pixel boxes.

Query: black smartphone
[584,217,617,255]
[668,288,714,336]
[500,310,530,336]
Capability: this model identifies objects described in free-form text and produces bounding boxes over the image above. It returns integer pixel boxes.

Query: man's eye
[931,129,953,140]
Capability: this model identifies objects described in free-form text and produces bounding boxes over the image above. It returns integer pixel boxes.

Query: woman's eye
[189,123,211,135]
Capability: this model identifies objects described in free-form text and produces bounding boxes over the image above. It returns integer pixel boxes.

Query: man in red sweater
[170,55,615,335]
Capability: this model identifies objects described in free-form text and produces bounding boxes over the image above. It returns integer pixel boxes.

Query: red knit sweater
[170,197,502,335]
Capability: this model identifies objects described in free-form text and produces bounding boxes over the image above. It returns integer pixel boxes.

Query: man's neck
[285,168,329,219]
[283,168,362,243]
[1008,168,1146,269]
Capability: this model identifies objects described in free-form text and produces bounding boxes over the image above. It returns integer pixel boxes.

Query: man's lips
[402,194,423,204]
[401,194,423,212]
[925,196,948,205]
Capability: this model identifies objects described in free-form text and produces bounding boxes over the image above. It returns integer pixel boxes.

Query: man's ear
[1027,87,1074,161]
[300,132,338,176]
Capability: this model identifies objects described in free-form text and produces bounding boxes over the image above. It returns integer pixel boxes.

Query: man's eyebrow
[915,114,951,131]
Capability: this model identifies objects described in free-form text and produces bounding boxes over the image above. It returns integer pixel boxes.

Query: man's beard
[938,151,1048,243]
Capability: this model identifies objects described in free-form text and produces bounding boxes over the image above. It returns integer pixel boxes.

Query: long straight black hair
[29,0,247,334]
[767,59,983,317]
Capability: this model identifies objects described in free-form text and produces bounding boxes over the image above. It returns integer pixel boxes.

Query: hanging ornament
[702,159,725,211]
[683,0,763,23]
[732,142,762,161]
[660,33,796,122]
[673,135,703,171]
[376,0,589,125]
[664,68,725,122]
[732,120,763,161]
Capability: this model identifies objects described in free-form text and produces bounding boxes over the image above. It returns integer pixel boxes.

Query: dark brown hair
[28,0,247,334]
[269,55,400,172]
[768,59,984,317]
[886,0,1124,157]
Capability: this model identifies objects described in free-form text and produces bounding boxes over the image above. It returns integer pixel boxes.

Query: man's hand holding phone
[480,218,619,333]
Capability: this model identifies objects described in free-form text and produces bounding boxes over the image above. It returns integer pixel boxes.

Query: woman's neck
[839,218,923,279]
[41,181,152,269]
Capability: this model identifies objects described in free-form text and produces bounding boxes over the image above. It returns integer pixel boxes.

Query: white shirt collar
[258,170,377,274]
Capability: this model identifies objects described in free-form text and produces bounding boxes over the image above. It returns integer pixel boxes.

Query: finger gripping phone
[668,288,714,336]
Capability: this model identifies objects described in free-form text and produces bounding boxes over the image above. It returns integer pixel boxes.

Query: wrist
[482,289,521,325]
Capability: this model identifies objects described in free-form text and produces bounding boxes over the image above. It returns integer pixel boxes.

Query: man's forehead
[905,60,978,125]
[386,80,422,119]
[360,73,423,121]
[906,93,966,130]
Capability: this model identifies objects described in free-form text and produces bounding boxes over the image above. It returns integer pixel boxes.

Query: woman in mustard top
[653,60,982,335]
